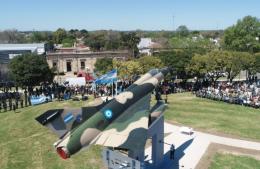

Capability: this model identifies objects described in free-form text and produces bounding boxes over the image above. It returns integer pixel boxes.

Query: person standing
[28,92,31,106]
[13,103,16,112]
[15,92,19,109]
[8,95,12,111]
[20,92,24,108]
[24,89,28,107]
[0,95,2,113]
[170,144,175,160]
[3,93,7,112]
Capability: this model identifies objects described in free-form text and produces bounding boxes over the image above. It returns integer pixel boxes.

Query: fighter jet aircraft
[35,68,169,159]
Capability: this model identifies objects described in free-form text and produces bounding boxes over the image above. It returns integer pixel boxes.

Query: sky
[0,0,259,31]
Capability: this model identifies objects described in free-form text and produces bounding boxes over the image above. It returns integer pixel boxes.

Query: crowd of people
[0,82,91,112]
[0,78,183,112]
[195,81,260,108]
[0,89,30,112]
[1,77,259,113]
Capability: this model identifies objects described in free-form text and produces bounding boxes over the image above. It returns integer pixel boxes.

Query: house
[137,38,161,56]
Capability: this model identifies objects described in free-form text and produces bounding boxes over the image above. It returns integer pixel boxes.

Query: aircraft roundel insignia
[104,109,113,119]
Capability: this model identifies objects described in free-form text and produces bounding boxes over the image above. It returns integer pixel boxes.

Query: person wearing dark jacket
[170,144,175,160]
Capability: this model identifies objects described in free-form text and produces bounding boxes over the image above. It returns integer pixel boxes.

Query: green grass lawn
[209,153,260,169]
[0,100,104,169]
[164,93,260,140]
[0,93,260,169]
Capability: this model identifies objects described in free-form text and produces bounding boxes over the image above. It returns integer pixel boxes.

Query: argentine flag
[94,69,117,85]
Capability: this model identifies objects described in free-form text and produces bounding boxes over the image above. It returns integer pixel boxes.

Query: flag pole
[115,79,118,96]
[112,83,113,98]
[115,69,118,96]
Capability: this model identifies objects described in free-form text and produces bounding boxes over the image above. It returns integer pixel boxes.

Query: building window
[53,61,57,68]
[66,61,72,72]
[80,61,85,70]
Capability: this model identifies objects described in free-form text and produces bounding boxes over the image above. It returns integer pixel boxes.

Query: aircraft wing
[94,94,150,151]
[35,98,108,138]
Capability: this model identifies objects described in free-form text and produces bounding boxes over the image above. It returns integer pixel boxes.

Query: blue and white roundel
[104,109,113,119]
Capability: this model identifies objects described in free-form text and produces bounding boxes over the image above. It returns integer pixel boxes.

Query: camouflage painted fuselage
[36,68,169,159]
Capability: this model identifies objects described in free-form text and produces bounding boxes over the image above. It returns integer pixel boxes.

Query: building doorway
[66,61,72,72]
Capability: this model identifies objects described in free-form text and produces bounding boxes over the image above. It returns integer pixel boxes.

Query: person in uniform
[15,92,19,109]
[170,144,175,160]
[0,95,2,113]
[155,86,162,102]
[13,103,16,112]
[20,92,24,108]
[3,94,7,112]
[8,94,12,111]
[24,90,28,107]
[28,92,31,106]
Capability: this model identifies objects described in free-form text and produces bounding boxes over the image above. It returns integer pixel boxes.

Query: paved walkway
[145,122,260,169]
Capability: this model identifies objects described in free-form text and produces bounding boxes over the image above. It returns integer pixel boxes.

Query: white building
[0,43,46,59]
[137,38,155,56]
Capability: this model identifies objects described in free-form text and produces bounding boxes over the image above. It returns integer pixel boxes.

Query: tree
[94,58,113,74]
[105,31,121,50]
[223,16,260,53]
[188,51,230,84]
[225,52,247,82]
[30,31,53,43]
[240,52,257,81]
[205,51,229,83]
[187,53,208,79]
[85,33,106,51]
[170,36,215,52]
[188,51,256,83]
[62,37,75,47]
[176,25,189,37]
[137,56,164,74]
[215,51,254,82]
[8,53,54,87]
[80,29,89,38]
[0,29,26,43]
[120,32,140,57]
[113,59,141,78]
[53,28,67,44]
[255,53,260,73]
[156,50,193,80]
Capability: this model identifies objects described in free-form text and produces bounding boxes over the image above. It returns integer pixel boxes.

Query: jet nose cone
[56,147,70,159]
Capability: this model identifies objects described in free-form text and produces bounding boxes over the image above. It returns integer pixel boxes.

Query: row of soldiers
[0,91,31,112]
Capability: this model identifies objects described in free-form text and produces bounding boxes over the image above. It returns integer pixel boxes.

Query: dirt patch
[195,143,260,169]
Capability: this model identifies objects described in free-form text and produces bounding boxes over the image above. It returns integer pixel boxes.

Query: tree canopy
[255,53,260,73]
[85,33,106,51]
[188,51,231,83]
[176,25,189,37]
[8,53,54,87]
[113,59,141,79]
[137,56,164,74]
[53,28,67,44]
[156,50,194,79]
[188,50,257,83]
[94,58,113,74]
[113,56,163,78]
[223,16,260,53]
[120,32,141,57]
